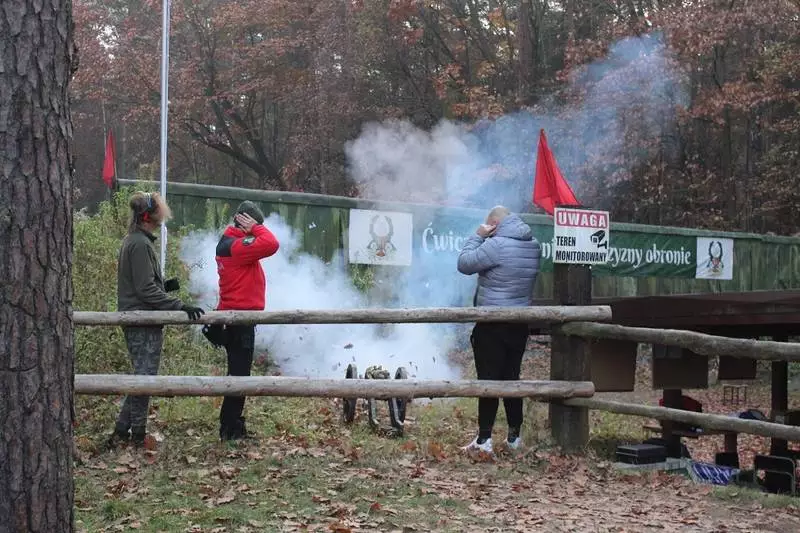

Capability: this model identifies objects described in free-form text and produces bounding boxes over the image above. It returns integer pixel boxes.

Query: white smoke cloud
[179,214,463,380]
[344,119,482,206]
[178,32,686,381]
[344,31,688,212]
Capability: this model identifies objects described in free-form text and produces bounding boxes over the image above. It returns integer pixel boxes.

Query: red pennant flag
[102,130,116,188]
[533,129,580,215]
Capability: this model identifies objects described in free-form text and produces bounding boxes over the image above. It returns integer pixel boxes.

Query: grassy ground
[74,340,800,532]
[71,197,800,531]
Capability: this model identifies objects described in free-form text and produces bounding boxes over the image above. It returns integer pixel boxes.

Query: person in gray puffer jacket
[457,206,541,455]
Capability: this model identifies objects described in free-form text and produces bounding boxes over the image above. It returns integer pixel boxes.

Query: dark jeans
[219,325,255,433]
[116,326,163,435]
[470,322,529,439]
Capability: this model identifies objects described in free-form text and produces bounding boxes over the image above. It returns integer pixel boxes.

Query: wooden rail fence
[561,321,800,362]
[73,375,595,400]
[73,306,800,452]
[73,306,612,326]
[562,398,800,442]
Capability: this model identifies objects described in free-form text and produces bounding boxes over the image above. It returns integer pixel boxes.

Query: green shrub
[349,264,375,293]
[74,187,380,375]
[204,198,231,230]
[73,187,219,375]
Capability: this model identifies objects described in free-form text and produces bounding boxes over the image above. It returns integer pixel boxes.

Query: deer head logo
[367,214,397,259]
[705,240,724,275]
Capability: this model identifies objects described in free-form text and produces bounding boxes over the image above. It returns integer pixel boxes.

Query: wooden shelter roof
[531,290,800,336]
[596,290,800,336]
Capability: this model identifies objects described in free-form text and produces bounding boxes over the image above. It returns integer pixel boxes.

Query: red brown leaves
[141,434,158,451]
[73,395,800,533]
[426,440,447,461]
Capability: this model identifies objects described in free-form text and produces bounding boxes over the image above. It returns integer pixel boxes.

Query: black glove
[164,278,180,292]
[181,305,205,321]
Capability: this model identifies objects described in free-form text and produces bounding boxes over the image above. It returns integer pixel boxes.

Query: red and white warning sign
[553,207,610,265]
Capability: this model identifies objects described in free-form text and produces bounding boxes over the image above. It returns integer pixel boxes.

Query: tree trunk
[516,0,533,102]
[0,1,76,532]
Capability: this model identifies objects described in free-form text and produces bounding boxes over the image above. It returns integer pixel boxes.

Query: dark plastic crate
[616,443,668,465]
[715,451,740,469]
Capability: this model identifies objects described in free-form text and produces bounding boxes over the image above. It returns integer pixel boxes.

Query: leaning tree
[0,0,77,532]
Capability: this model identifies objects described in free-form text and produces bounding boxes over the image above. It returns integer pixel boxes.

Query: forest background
[72,0,800,234]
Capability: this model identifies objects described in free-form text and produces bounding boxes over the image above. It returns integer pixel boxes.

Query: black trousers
[219,325,255,431]
[470,322,529,438]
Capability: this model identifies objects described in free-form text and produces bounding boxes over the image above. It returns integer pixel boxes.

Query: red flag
[102,130,116,187]
[533,129,580,215]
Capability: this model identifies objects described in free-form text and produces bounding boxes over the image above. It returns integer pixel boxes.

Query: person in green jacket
[107,191,205,448]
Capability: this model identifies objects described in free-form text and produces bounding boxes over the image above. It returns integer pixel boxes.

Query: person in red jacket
[215,201,279,440]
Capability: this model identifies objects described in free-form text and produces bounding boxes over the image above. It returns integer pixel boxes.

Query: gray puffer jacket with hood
[457,214,541,307]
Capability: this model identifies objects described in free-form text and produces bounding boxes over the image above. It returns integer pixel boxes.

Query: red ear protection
[136,192,155,224]
[140,192,155,222]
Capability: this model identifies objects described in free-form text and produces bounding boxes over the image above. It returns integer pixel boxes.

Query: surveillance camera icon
[591,230,607,249]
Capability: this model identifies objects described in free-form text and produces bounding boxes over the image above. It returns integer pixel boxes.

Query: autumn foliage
[71,0,800,234]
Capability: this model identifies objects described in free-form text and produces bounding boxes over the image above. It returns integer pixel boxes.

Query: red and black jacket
[215,224,279,311]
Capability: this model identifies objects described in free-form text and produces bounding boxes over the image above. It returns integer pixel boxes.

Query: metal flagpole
[158,0,171,274]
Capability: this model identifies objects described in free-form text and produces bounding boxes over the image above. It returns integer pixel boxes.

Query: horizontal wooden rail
[562,397,800,441]
[73,374,800,440]
[561,321,800,362]
[73,375,596,400]
[73,306,612,327]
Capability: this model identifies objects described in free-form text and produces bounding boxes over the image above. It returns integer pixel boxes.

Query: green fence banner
[415,211,720,279]
[119,180,800,290]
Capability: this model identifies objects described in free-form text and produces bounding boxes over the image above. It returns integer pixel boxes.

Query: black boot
[238,417,255,440]
[131,429,146,448]
[105,425,130,450]
[220,417,255,442]
[219,423,232,441]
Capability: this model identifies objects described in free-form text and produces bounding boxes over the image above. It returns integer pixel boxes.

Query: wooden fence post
[550,263,592,452]
[771,335,789,455]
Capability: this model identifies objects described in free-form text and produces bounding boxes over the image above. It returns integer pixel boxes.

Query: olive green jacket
[117,229,183,312]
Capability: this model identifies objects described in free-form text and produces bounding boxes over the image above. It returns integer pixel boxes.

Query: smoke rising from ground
[344,32,687,213]
[179,214,462,380]
[179,32,685,379]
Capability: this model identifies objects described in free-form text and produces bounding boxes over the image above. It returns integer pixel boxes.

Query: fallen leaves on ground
[73,346,800,532]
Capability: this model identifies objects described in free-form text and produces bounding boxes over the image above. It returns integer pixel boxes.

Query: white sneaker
[462,436,494,454]
[507,436,523,451]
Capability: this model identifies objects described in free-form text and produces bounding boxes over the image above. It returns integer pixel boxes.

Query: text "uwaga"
[555,210,609,228]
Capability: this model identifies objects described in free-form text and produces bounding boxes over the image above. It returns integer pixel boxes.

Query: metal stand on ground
[341,363,410,435]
